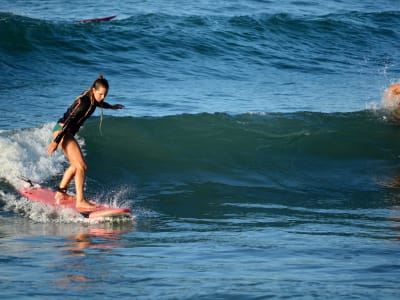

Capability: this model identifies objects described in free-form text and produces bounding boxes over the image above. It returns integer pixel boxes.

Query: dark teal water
[1,1,400,299]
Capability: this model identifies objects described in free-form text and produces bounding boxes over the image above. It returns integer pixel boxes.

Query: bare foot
[76,199,97,210]
[55,191,75,204]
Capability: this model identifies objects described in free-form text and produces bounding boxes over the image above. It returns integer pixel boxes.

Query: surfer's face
[92,86,108,102]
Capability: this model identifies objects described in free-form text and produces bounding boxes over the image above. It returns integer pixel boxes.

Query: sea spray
[0,123,67,188]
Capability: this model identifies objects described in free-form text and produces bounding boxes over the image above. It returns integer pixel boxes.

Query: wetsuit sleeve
[53,119,71,144]
[53,98,89,144]
[98,101,113,109]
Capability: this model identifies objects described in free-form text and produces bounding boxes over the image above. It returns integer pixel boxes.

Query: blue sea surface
[1,0,400,299]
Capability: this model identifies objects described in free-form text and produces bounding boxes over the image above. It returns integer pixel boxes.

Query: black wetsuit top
[54,90,112,144]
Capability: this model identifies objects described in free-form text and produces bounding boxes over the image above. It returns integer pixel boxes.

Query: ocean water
[1,0,400,299]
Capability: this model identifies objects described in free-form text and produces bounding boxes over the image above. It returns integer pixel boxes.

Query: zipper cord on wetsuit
[99,107,104,136]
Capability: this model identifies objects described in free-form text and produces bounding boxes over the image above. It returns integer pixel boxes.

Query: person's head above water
[90,75,109,103]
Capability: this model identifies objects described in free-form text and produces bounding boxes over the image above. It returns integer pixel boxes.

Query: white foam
[0,124,85,223]
[93,185,133,208]
[0,123,65,188]
[0,124,136,223]
[1,188,135,224]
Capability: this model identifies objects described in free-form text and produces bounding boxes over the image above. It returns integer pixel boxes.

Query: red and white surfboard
[19,187,132,219]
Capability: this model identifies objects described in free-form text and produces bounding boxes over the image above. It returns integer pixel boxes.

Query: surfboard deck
[19,187,132,219]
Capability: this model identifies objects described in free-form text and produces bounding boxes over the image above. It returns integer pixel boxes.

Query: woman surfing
[47,75,124,209]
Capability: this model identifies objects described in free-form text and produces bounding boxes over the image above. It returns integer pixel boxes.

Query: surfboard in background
[75,15,116,24]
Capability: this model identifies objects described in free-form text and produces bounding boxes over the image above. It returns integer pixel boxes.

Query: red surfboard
[76,15,117,24]
[19,187,132,219]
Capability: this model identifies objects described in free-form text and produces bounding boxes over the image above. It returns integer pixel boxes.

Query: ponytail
[91,74,109,91]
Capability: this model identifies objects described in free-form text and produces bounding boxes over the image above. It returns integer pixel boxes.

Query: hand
[47,142,58,156]
[112,104,125,110]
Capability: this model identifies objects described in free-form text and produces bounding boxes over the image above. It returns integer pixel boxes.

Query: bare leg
[58,134,96,209]
[55,165,76,201]
[60,165,76,188]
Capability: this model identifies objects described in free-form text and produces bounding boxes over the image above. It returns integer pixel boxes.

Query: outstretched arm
[100,102,125,110]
